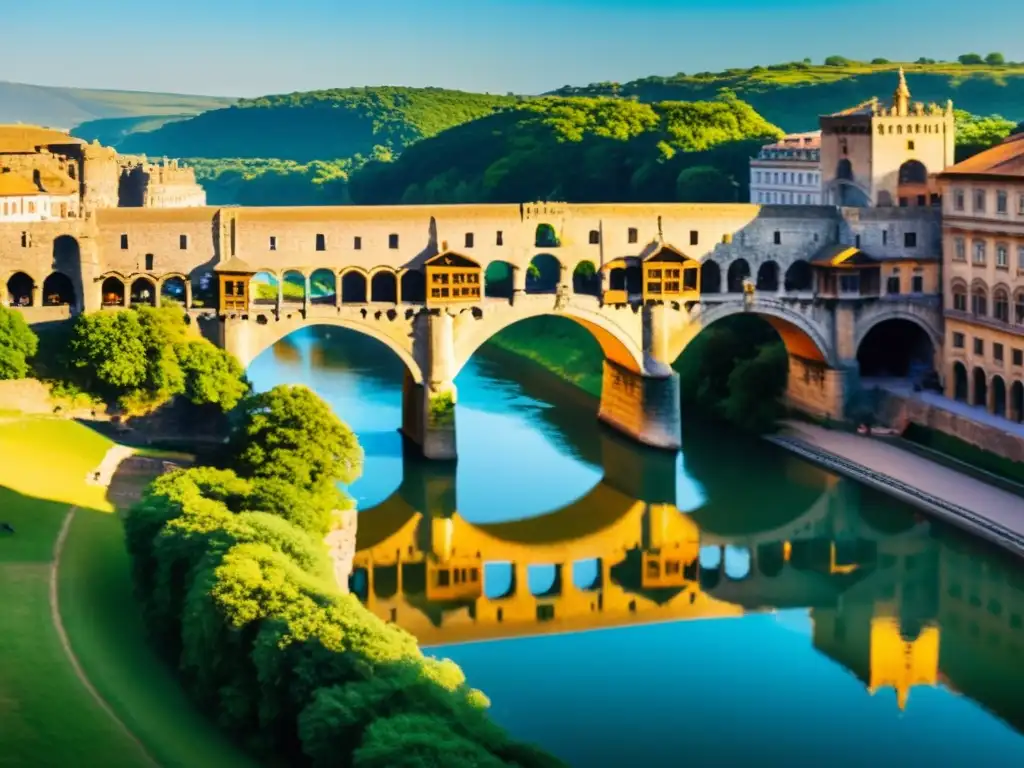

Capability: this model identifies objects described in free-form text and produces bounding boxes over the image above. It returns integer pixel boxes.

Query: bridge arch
[240,317,425,384]
[451,305,645,377]
[670,297,834,366]
[853,308,942,377]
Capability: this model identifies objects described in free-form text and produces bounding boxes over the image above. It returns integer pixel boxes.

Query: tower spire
[893,67,911,116]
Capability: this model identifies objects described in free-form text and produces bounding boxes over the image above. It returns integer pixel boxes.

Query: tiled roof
[810,244,878,267]
[939,133,1024,178]
[0,171,40,197]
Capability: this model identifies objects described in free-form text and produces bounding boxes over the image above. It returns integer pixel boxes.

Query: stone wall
[597,359,681,450]
[880,391,1024,463]
[324,509,359,594]
[785,354,846,420]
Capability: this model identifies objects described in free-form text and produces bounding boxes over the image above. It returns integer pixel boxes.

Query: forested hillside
[348,93,782,205]
[550,61,1024,132]
[109,87,520,162]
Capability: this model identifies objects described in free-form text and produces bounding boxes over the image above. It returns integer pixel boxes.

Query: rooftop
[761,131,821,151]
[0,170,42,197]
[0,125,84,154]
[939,133,1024,179]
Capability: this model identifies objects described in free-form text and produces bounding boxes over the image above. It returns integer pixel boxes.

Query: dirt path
[45,446,162,767]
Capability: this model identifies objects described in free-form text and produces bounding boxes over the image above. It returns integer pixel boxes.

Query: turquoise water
[247,326,1024,768]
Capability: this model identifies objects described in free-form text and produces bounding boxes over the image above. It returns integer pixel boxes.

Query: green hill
[110,87,521,162]
[0,80,235,130]
[347,93,782,205]
[550,61,1024,132]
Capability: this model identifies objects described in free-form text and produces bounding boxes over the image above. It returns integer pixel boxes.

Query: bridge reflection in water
[353,428,1024,737]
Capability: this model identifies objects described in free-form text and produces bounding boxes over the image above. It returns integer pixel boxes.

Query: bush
[125,407,558,765]
[0,306,39,379]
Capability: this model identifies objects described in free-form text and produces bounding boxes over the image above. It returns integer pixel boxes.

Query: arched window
[898,160,928,185]
[951,281,968,312]
[700,260,721,294]
[994,287,1010,323]
[973,239,987,265]
[971,282,988,317]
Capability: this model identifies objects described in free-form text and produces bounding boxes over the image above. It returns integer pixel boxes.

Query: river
[248,326,1024,768]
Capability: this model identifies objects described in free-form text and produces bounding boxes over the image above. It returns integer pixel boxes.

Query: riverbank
[769,420,1024,558]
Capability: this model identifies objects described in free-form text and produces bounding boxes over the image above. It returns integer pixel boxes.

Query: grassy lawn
[0,415,255,768]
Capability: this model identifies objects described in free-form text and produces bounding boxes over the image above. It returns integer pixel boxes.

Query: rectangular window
[388,234,399,249]
[269,236,277,251]
[145,254,154,271]
[954,237,966,261]
[689,230,698,246]
[974,338,984,355]
[997,243,1009,268]
[120,233,129,250]
[882,230,888,245]
[464,232,474,248]
[995,343,1004,363]
[904,232,917,248]
[912,275,923,293]
[973,240,986,264]
[773,231,781,245]
[855,234,861,248]
[1018,245,1024,270]
[839,274,860,294]
[627,227,638,244]
[997,190,1008,214]
[588,230,600,245]
[1019,195,1024,215]
[886,274,900,294]
[952,332,965,349]
[954,189,965,211]
[1014,349,1023,366]
[974,189,986,212]
[354,236,362,250]
[496,230,503,246]
[316,233,326,251]
[953,291,967,312]
[179,234,188,250]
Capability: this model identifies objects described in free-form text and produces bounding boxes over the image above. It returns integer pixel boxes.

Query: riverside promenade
[768,420,1024,559]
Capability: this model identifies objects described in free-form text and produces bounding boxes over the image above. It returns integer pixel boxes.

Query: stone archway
[855,316,938,379]
[952,361,968,402]
[42,272,75,306]
[972,367,988,408]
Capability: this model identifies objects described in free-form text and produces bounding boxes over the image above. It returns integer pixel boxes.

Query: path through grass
[0,415,255,768]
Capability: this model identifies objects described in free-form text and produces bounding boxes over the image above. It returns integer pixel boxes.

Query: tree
[0,307,39,380]
[229,385,364,491]
[177,340,250,410]
[824,56,850,67]
[958,53,984,65]
[871,58,890,64]
[68,311,149,392]
[985,52,1006,65]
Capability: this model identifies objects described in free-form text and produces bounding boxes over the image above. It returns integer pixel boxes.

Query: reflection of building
[938,134,1024,421]
[819,69,955,208]
[749,131,822,205]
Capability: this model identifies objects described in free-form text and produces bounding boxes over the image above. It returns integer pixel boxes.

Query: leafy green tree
[871,58,890,64]
[0,306,39,380]
[824,55,850,67]
[177,340,250,410]
[229,385,364,491]
[722,342,789,432]
[985,52,1006,65]
[959,53,984,65]
[69,311,148,393]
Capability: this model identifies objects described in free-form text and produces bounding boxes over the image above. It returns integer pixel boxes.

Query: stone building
[820,69,955,208]
[938,132,1024,422]
[749,131,822,205]
[119,157,207,208]
[0,124,206,219]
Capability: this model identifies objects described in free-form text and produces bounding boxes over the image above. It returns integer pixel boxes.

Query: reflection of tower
[811,523,940,711]
[867,617,939,710]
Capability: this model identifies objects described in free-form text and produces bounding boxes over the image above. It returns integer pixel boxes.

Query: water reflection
[249,326,1024,764]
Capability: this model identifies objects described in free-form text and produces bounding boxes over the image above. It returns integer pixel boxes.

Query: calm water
[248,327,1024,768]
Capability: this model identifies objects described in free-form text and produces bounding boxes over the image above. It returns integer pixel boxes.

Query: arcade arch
[101,275,125,307]
[370,269,398,303]
[42,272,75,306]
[340,269,368,303]
[251,271,279,306]
[310,268,337,304]
[6,272,34,306]
[129,276,157,307]
[527,254,561,294]
[484,261,514,298]
[855,317,937,379]
[159,274,189,306]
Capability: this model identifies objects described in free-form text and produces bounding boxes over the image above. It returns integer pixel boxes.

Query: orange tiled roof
[940,133,1024,178]
[0,171,40,197]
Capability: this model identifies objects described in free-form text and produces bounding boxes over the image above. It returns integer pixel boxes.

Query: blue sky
[2,0,1022,97]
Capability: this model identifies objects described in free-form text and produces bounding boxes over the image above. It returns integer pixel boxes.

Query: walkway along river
[248,326,1024,768]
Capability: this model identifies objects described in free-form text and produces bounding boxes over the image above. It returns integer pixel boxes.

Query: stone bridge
[0,201,944,458]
